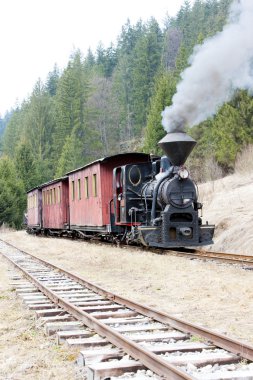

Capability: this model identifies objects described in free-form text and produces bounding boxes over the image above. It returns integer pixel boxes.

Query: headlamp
[178,167,189,179]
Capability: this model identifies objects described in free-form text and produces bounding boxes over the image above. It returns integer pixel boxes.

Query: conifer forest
[1,0,253,228]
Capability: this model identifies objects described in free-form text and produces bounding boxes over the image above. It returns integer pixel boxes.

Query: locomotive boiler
[112,132,214,247]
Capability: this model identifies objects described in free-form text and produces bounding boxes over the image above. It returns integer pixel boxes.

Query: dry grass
[198,166,253,254]
[235,145,253,174]
[0,223,15,233]
[188,156,223,184]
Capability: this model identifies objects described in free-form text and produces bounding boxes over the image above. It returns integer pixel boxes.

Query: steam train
[27,132,214,247]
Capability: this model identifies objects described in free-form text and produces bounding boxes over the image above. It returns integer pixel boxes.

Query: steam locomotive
[27,132,214,247]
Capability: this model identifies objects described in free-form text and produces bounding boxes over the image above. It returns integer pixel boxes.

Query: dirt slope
[199,171,253,254]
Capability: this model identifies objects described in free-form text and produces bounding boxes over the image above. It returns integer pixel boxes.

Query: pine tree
[174,43,189,76]
[45,64,60,96]
[23,79,55,180]
[53,50,91,172]
[162,28,182,70]
[14,141,39,191]
[0,156,26,228]
[2,107,25,158]
[130,18,163,136]
[55,134,81,177]
[143,71,177,154]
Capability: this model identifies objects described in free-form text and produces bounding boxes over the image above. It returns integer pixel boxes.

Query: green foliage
[174,43,189,75]
[55,134,81,177]
[23,80,55,180]
[45,64,60,96]
[130,18,163,135]
[52,50,91,168]
[86,76,120,156]
[2,107,25,158]
[14,141,39,191]
[189,91,253,171]
[0,156,26,228]
[95,43,118,77]
[143,71,177,154]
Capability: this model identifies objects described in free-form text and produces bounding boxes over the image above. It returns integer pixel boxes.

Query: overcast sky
[0,0,192,116]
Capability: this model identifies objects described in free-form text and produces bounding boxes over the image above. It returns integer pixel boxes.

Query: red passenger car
[41,177,69,233]
[67,153,150,234]
[27,187,42,233]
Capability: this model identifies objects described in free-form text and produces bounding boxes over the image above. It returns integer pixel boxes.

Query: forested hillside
[1,0,252,228]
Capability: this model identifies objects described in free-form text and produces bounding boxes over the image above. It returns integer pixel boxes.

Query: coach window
[47,190,49,205]
[78,179,81,200]
[72,180,75,201]
[84,176,89,198]
[50,189,53,204]
[92,174,97,197]
[53,188,56,204]
[58,186,61,203]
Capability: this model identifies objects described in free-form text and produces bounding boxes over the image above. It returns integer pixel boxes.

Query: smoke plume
[161,0,253,133]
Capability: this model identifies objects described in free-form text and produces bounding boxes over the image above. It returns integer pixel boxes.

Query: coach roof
[27,176,68,193]
[65,152,151,175]
[27,153,152,193]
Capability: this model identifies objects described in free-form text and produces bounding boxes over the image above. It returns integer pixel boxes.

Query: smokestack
[158,132,196,166]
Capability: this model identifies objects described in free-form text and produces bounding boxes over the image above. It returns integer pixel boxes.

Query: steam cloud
[162,0,253,133]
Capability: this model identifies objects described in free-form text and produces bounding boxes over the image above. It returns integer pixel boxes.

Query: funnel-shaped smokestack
[158,132,196,166]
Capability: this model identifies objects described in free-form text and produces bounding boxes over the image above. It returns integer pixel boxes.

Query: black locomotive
[112,132,214,247]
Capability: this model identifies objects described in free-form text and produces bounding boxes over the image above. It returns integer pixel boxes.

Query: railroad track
[1,240,253,380]
[35,233,253,268]
[80,237,253,268]
[165,248,253,268]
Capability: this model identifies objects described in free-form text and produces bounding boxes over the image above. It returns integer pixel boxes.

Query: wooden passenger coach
[27,188,42,232]
[67,153,150,233]
[41,177,69,231]
[27,153,151,236]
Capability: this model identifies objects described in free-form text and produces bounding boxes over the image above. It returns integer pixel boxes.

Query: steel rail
[1,240,253,365]
[166,249,253,267]
[197,250,253,263]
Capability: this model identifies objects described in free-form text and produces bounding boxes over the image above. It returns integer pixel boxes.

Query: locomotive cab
[113,162,153,225]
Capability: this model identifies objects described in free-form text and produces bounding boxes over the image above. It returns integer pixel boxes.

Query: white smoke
[161,0,253,133]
